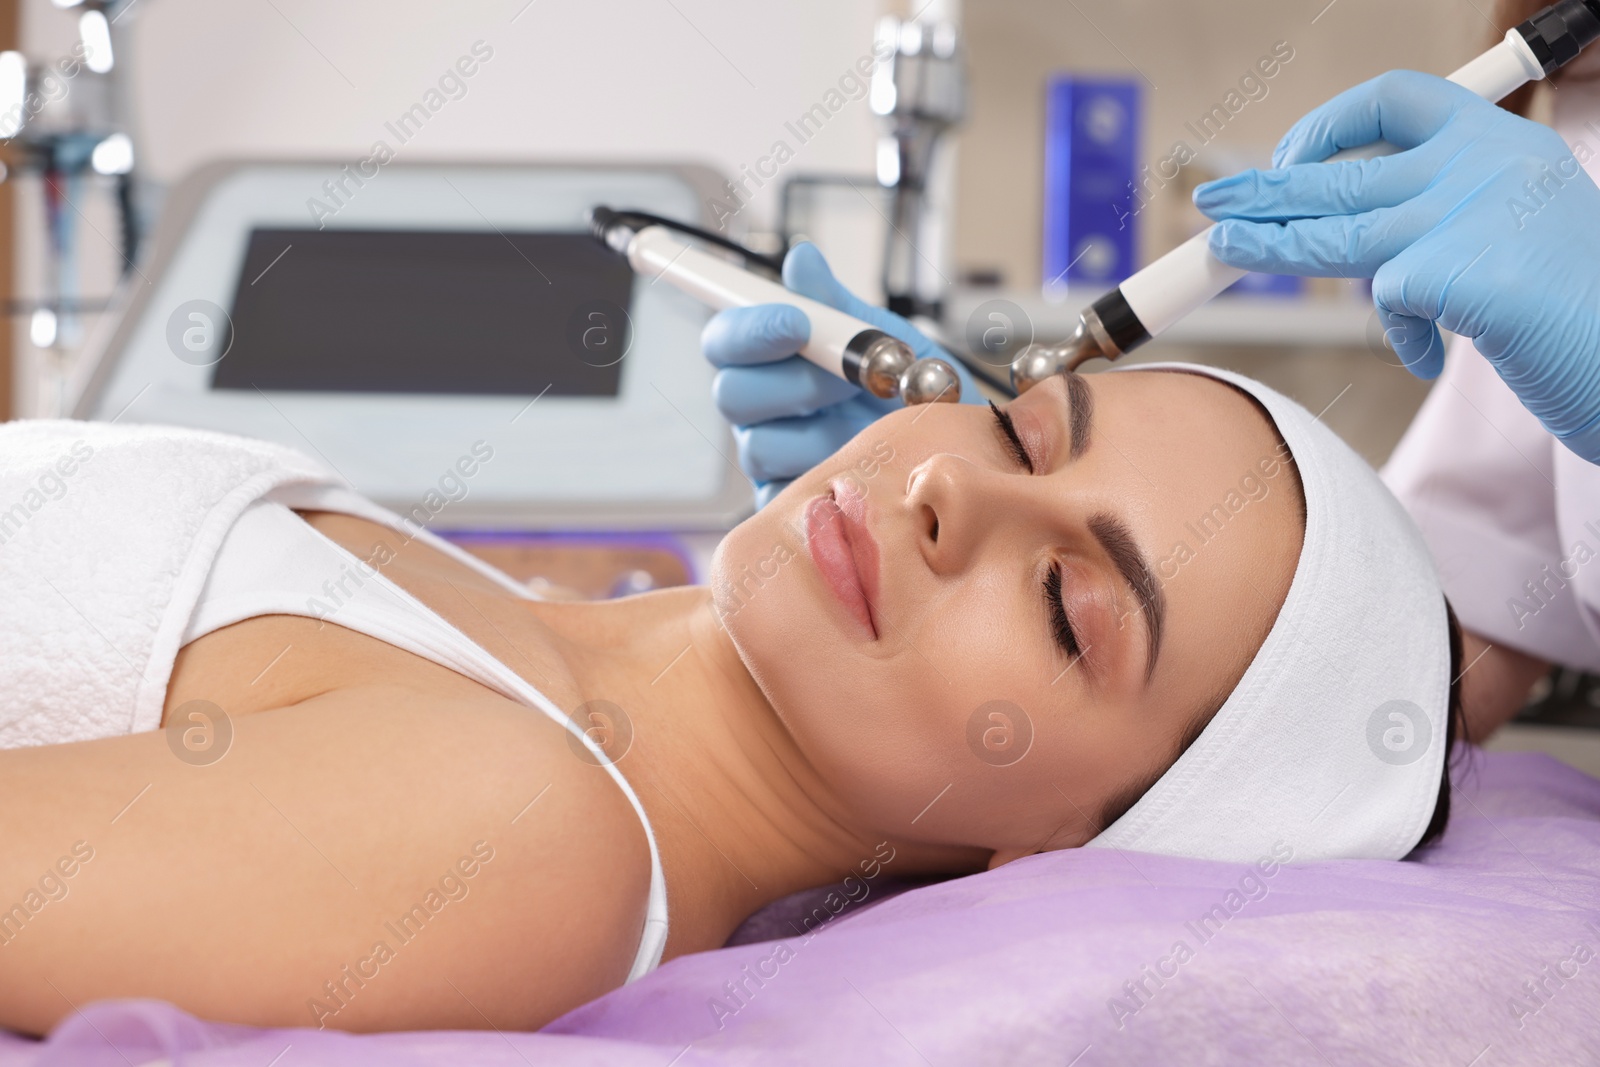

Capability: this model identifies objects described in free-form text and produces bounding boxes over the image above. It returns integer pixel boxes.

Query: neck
[527,586,986,958]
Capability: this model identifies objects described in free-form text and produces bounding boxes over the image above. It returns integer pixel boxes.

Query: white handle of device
[627,224,873,383]
[1121,29,1546,340]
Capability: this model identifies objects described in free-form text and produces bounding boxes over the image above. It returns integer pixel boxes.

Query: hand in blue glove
[702,241,982,508]
[1193,70,1600,462]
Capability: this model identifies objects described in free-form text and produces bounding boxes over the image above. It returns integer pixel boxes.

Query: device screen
[214,228,634,397]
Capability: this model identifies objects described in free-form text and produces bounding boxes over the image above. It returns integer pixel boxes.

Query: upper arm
[0,685,652,1035]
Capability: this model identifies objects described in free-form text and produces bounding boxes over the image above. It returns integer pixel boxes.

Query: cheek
[713,506,850,737]
[716,523,996,834]
[886,578,1086,846]
[896,578,1162,851]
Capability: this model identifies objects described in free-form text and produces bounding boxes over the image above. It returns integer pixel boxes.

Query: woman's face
[711,369,1303,858]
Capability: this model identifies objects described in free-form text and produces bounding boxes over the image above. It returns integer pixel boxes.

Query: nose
[905,452,1043,576]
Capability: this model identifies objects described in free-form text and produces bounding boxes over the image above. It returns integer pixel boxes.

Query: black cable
[116,173,140,276]
[594,208,785,278]
[949,350,1019,398]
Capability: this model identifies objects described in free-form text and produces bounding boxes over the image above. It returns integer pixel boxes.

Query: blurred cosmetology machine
[71,160,747,593]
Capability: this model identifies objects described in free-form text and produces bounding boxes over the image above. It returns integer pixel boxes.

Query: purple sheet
[6,749,1598,1065]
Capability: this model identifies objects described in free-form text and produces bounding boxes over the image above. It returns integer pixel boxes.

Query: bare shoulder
[419,686,657,1024]
[0,682,653,1034]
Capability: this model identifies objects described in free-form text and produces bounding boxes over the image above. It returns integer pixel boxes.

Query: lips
[805,481,880,640]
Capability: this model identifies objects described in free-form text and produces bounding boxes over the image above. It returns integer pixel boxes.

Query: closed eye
[988,401,1033,473]
[1043,563,1082,659]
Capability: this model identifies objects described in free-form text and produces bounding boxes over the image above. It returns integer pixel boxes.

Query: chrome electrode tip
[901,357,962,405]
[858,336,962,405]
[1009,343,1067,394]
[1009,317,1110,393]
[858,335,917,399]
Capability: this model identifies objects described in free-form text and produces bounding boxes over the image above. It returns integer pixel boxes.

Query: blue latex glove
[702,241,982,508]
[1194,70,1600,463]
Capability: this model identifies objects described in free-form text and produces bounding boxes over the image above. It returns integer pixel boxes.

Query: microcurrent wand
[1011,0,1600,392]
[590,207,963,406]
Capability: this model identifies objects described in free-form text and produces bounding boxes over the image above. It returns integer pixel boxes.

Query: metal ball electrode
[857,334,962,405]
[901,355,964,405]
[1009,317,1111,394]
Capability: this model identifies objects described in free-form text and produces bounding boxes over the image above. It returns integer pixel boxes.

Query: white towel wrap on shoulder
[1086,363,1452,864]
[0,419,342,749]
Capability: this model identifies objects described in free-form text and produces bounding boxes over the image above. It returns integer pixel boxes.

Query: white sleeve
[1382,334,1600,670]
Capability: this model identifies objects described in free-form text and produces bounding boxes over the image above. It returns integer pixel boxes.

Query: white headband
[1085,363,1451,863]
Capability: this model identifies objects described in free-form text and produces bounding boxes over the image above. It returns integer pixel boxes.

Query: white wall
[127,0,884,189]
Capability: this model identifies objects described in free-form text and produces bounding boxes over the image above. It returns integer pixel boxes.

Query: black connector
[1517,0,1600,74]
[586,205,785,278]
[587,205,627,244]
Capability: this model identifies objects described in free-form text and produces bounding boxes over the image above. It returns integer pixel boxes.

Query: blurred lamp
[30,308,58,349]
[0,51,24,139]
[79,9,113,73]
[876,138,900,187]
[870,17,897,115]
[91,132,133,175]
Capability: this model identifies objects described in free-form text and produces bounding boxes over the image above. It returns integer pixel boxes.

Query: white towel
[1087,364,1451,863]
[0,419,342,749]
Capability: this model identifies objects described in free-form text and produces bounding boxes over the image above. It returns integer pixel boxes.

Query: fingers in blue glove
[702,303,811,368]
[1194,152,1431,223]
[1206,209,1412,277]
[713,357,885,424]
[783,242,937,359]
[732,401,885,483]
[1270,70,1483,168]
[1368,239,1474,381]
[782,241,986,406]
[1375,309,1445,380]
[1185,68,1600,460]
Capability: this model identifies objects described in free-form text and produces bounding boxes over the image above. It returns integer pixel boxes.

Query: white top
[179,481,669,982]
[1383,79,1600,672]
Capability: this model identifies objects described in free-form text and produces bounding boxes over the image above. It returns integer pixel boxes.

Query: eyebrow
[1065,372,1093,460]
[1088,512,1166,683]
